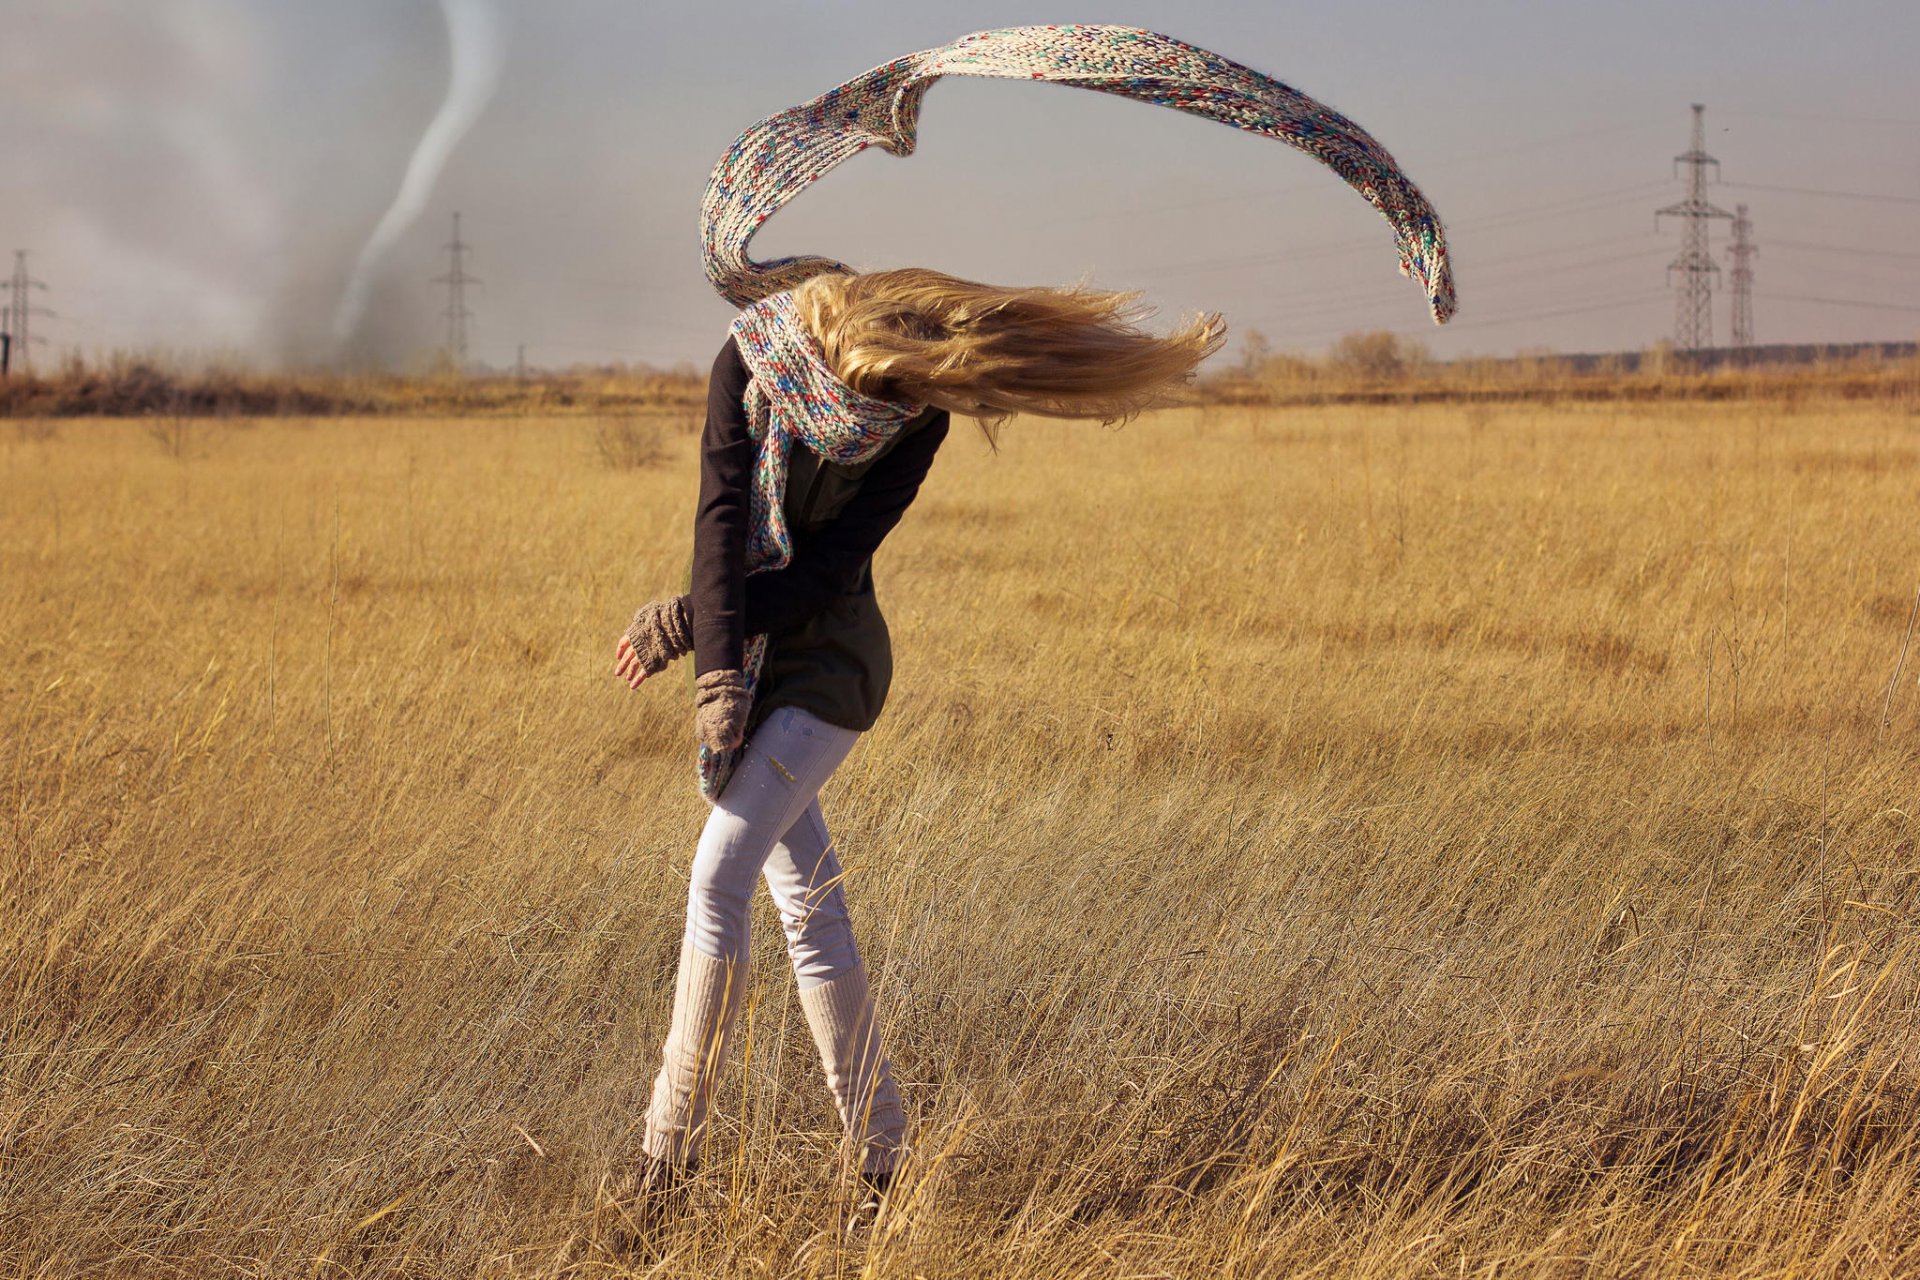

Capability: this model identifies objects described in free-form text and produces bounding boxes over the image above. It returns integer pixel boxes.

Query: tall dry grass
[3,397,1918,1276]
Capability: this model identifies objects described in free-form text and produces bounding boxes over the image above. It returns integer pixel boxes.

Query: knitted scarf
[697,288,928,800]
[694,24,1459,797]
[700,24,1455,322]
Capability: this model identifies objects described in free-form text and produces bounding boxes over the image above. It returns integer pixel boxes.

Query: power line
[1241,289,1668,346]
[431,211,477,370]
[1433,290,1669,333]
[1463,181,1673,234]
[1722,180,1920,207]
[1247,293,1665,351]
[1229,245,1672,329]
[1655,104,1733,351]
[1078,116,1675,224]
[1251,285,1913,352]
[1755,292,1920,315]
[1769,238,1920,264]
[1721,108,1920,132]
[1139,180,1670,278]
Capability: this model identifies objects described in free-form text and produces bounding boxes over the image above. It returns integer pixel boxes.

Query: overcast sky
[5,0,1917,371]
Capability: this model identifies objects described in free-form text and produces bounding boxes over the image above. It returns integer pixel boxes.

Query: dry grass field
[4,395,1919,1277]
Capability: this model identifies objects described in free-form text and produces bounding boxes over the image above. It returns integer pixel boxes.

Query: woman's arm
[742,411,950,637]
[689,336,755,677]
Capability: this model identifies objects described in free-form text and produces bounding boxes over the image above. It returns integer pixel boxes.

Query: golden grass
[3,397,1919,1276]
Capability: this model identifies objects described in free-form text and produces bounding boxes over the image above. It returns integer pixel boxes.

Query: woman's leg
[764,802,907,1176]
[763,801,857,985]
[642,706,858,1167]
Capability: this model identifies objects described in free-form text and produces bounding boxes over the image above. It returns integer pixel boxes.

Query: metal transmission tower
[4,251,52,374]
[1656,104,1734,352]
[431,212,477,369]
[1726,203,1757,349]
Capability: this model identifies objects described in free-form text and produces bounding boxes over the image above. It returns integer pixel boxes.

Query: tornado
[331,0,504,349]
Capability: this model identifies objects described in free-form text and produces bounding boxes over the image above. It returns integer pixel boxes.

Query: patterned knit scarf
[698,288,928,800]
[694,24,1459,797]
[701,24,1455,323]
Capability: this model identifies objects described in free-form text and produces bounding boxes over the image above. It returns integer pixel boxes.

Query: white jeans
[685,704,863,989]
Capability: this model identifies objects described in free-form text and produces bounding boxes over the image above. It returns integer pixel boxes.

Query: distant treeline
[0,355,705,419]
[1200,333,1920,407]
[4,337,1916,418]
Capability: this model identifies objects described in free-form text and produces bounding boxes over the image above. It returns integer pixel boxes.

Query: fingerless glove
[693,668,751,752]
[623,595,695,679]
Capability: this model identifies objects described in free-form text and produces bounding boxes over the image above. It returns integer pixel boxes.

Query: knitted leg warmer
[796,962,906,1176]
[642,937,748,1167]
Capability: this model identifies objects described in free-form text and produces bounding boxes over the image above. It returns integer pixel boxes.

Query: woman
[611,264,1224,1228]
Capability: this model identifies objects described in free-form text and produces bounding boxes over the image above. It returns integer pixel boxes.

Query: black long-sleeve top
[689,333,948,730]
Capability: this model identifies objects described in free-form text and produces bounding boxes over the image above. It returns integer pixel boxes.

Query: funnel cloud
[331,0,504,353]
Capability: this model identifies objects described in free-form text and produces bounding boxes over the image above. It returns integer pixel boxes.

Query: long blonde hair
[788,266,1226,432]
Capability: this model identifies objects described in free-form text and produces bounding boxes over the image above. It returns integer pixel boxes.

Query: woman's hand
[613,634,652,689]
[614,595,694,689]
